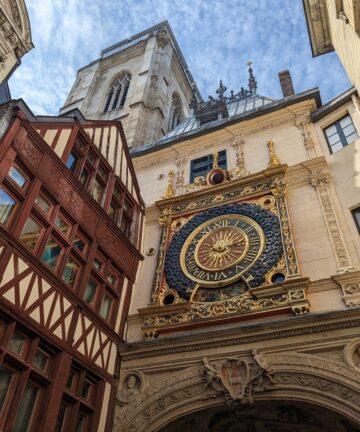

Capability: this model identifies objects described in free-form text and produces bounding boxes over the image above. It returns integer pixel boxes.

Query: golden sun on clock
[180,214,265,287]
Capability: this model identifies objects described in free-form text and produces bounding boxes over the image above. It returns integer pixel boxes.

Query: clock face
[164,202,283,301]
[180,214,265,286]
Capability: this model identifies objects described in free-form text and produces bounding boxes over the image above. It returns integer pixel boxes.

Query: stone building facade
[62,21,360,431]
[303,0,360,95]
[0,0,33,84]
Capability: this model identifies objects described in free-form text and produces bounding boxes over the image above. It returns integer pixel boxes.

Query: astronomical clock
[140,157,310,339]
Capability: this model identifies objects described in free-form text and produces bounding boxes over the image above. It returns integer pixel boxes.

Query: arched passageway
[158,401,358,432]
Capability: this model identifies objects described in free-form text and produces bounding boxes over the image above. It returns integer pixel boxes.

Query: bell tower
[60,21,201,148]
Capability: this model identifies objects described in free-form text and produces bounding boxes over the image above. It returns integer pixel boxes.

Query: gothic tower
[60,21,200,148]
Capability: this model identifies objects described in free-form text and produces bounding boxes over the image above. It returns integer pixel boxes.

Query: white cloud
[9,0,351,115]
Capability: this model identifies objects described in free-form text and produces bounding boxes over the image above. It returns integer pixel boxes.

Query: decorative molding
[274,186,300,277]
[140,278,310,339]
[230,133,249,178]
[114,352,360,432]
[295,113,317,159]
[333,270,360,308]
[157,165,287,217]
[310,171,353,272]
[175,152,188,195]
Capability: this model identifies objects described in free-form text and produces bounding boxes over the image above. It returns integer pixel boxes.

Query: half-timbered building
[0,100,144,431]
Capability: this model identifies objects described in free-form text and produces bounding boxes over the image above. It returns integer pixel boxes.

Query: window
[65,151,78,172]
[324,114,358,153]
[8,164,28,188]
[103,72,131,113]
[190,150,227,182]
[55,365,99,432]
[352,207,360,233]
[19,216,44,251]
[19,195,88,291]
[83,251,123,323]
[0,187,16,225]
[107,183,134,239]
[0,320,56,431]
[0,160,31,228]
[169,93,182,130]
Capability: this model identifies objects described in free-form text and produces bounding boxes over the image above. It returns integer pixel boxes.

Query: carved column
[311,173,353,272]
[272,184,301,278]
[230,134,249,178]
[150,208,172,306]
[295,114,317,159]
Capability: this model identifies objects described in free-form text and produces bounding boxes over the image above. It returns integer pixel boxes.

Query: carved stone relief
[310,171,353,272]
[114,352,360,432]
[295,113,317,159]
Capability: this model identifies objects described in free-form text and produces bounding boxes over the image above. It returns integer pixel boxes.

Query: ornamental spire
[246,61,257,95]
[216,80,227,101]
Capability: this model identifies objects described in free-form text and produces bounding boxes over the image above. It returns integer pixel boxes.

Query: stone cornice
[120,307,360,360]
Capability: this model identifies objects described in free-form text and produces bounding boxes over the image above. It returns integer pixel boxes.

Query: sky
[10,0,352,116]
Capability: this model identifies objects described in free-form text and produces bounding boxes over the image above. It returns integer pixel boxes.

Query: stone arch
[115,352,360,432]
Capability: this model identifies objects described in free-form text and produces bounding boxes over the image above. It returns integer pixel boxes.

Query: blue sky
[10,0,351,115]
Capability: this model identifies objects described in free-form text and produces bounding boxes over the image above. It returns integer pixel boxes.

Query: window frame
[103,72,132,113]
[0,320,56,431]
[82,251,124,324]
[351,206,360,234]
[324,114,358,154]
[190,150,227,183]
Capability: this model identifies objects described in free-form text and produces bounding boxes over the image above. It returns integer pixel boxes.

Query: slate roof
[131,88,321,157]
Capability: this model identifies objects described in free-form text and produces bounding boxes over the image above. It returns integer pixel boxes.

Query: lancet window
[103,73,131,113]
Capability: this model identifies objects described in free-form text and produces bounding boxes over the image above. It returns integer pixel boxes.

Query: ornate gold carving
[195,228,248,270]
[212,151,219,168]
[267,140,280,168]
[170,217,187,233]
[160,287,181,306]
[151,227,167,302]
[311,172,352,271]
[265,256,286,285]
[142,290,290,338]
[162,170,175,199]
[161,168,286,216]
[276,194,300,277]
[158,207,172,227]
[184,175,206,194]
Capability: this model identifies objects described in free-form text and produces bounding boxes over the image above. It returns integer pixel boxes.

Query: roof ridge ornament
[216,80,227,101]
[247,61,257,95]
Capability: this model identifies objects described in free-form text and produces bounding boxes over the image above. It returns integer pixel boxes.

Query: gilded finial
[163,170,175,199]
[267,140,280,168]
[212,152,219,169]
